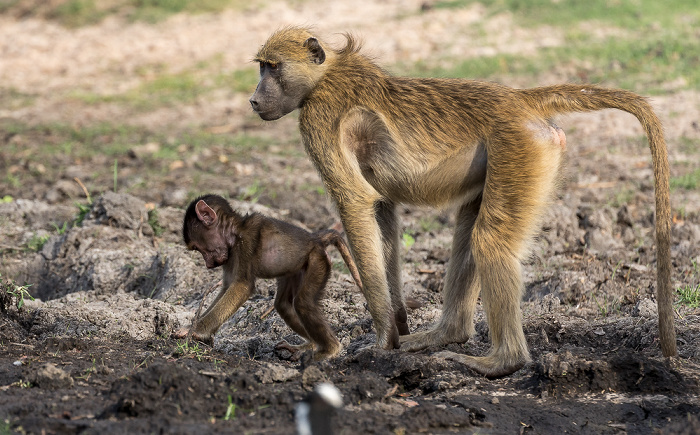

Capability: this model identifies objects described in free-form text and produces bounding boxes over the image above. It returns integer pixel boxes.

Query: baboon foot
[434,350,530,378]
[395,307,410,336]
[399,326,471,352]
[313,341,341,361]
[172,327,213,345]
[376,324,401,350]
[275,340,316,353]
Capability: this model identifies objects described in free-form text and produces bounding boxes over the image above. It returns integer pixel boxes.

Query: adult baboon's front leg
[401,197,482,350]
[340,201,399,349]
[375,200,409,336]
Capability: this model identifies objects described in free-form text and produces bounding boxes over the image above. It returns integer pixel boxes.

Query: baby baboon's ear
[303,37,325,65]
[195,200,217,226]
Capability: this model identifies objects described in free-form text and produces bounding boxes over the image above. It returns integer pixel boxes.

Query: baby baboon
[173,194,362,360]
[249,27,675,376]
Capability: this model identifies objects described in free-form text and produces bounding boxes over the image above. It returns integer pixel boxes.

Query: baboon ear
[303,37,325,65]
[195,200,217,226]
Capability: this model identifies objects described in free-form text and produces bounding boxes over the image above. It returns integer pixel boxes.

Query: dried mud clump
[534,350,697,396]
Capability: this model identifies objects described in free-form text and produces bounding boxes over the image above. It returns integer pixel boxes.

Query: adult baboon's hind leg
[401,197,482,350]
[436,128,563,377]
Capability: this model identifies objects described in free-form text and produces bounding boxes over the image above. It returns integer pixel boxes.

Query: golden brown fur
[175,194,363,360]
[249,27,676,376]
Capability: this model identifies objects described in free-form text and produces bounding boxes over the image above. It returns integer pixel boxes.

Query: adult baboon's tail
[520,84,676,358]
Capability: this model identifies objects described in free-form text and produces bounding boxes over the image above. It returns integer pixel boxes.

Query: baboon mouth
[255,110,283,121]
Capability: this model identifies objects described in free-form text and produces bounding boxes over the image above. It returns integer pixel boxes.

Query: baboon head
[249,27,327,121]
[183,196,236,269]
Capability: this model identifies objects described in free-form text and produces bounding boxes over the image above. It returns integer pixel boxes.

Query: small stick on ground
[73,177,92,203]
[260,305,275,320]
[186,280,222,343]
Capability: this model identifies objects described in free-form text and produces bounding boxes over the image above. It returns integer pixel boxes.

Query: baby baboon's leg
[401,197,481,350]
[293,248,340,359]
[376,200,409,335]
[275,273,314,348]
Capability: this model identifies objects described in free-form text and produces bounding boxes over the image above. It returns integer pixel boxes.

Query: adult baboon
[249,26,675,377]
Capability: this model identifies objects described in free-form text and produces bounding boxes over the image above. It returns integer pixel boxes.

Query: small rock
[616,205,633,227]
[490,397,499,405]
[255,362,299,384]
[25,363,74,390]
[632,298,658,318]
[301,365,328,391]
[129,142,161,159]
[531,293,561,315]
[584,228,622,253]
[84,192,148,232]
[163,188,188,207]
[45,179,83,204]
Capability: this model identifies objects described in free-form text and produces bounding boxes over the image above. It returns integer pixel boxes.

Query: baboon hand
[432,350,528,378]
[400,327,472,352]
[275,340,316,353]
[171,327,213,345]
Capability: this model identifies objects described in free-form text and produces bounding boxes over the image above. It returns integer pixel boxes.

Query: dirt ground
[1,1,700,434]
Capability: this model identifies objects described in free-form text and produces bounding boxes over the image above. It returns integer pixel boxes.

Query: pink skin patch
[550,125,566,150]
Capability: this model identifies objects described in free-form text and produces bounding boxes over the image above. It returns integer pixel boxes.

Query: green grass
[215,67,259,93]
[677,284,700,309]
[408,0,700,93]
[224,395,237,421]
[70,70,207,110]
[72,65,258,110]
[403,28,700,93]
[432,0,700,29]
[26,233,51,252]
[0,273,34,311]
[676,260,700,309]
[1,121,282,163]
[174,339,208,361]
[14,0,255,27]
[0,88,37,110]
[402,232,415,249]
[671,168,700,190]
[50,0,106,27]
[148,208,165,237]
[0,418,12,435]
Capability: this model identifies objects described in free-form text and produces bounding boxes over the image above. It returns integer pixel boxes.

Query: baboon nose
[249,98,259,111]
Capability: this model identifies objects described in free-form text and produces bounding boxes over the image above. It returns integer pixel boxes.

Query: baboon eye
[259,62,278,74]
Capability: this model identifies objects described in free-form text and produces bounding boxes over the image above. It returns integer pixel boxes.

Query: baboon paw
[434,351,527,378]
[400,328,471,352]
[313,347,341,361]
[171,328,190,339]
[396,321,410,336]
[399,330,442,351]
[275,340,315,353]
[376,326,400,350]
[173,329,213,346]
[433,350,461,360]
